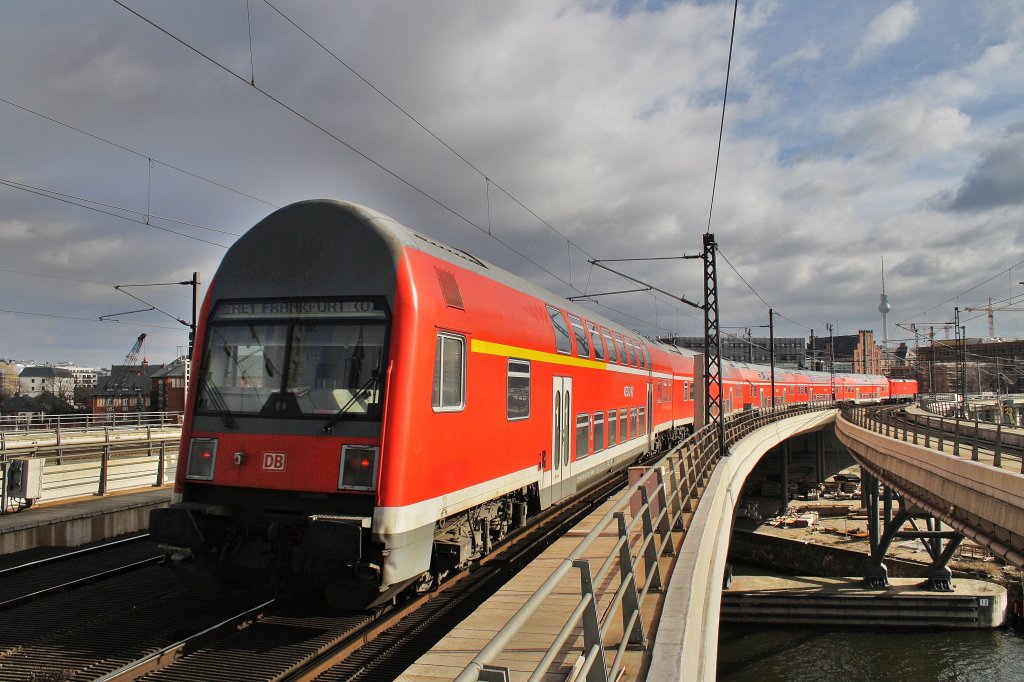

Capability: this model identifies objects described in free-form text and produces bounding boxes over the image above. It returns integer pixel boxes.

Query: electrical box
[6,458,43,500]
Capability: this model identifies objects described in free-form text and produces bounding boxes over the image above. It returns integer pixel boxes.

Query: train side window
[629,408,638,439]
[506,358,530,421]
[619,409,628,442]
[683,381,689,401]
[638,406,646,435]
[641,343,651,369]
[587,322,605,361]
[624,337,637,367]
[576,413,591,459]
[568,314,590,358]
[602,329,619,364]
[635,340,647,369]
[607,409,617,446]
[593,411,605,453]
[546,305,572,355]
[432,333,465,411]
[612,332,626,364]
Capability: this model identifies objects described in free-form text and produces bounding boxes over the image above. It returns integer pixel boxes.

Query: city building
[912,338,1024,395]
[151,356,189,412]
[90,361,163,414]
[0,361,19,398]
[661,335,807,368]
[18,366,75,401]
[58,364,100,389]
[808,330,883,375]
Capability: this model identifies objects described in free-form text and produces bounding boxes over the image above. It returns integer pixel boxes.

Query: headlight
[339,445,378,490]
[186,438,218,480]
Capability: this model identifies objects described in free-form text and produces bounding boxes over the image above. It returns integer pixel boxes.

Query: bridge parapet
[837,408,1024,569]
[454,404,835,682]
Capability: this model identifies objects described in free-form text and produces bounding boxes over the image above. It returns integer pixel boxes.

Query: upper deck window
[612,332,627,365]
[197,298,387,420]
[587,322,606,361]
[568,314,590,358]
[547,305,572,355]
[602,329,619,364]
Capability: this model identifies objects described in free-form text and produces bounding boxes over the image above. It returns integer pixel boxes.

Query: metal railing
[455,403,833,682]
[1,430,180,513]
[843,406,1024,474]
[0,411,182,432]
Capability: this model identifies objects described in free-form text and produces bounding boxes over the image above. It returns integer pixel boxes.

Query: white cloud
[856,1,919,62]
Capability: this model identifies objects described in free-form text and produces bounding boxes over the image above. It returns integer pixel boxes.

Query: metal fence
[0,428,180,513]
[0,411,182,432]
[843,406,1024,474]
[455,403,833,682]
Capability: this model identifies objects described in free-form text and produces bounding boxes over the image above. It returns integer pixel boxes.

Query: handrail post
[938,418,944,450]
[972,418,979,461]
[655,468,673,555]
[638,486,663,592]
[666,457,684,531]
[993,423,1002,468]
[97,444,110,496]
[572,559,611,682]
[155,440,166,487]
[953,417,960,457]
[614,513,648,649]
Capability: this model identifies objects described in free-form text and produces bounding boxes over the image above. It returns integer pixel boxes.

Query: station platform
[398,486,679,682]
[0,486,171,557]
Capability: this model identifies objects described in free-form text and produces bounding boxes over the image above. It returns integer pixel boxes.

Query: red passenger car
[150,200,912,605]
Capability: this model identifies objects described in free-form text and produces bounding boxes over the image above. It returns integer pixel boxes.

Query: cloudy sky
[2,0,1023,369]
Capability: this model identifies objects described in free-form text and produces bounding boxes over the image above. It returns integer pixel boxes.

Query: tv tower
[878,257,890,345]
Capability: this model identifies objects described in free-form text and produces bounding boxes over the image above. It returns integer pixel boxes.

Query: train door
[550,376,572,502]
[646,382,654,450]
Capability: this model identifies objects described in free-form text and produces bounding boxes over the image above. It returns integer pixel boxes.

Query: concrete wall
[837,418,1024,567]
[648,410,837,682]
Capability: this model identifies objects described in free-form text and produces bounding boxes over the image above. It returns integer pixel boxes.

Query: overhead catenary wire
[110,0,697,338]
[0,307,181,331]
[705,0,739,236]
[0,267,190,298]
[111,0,582,297]
[0,96,277,210]
[0,177,233,248]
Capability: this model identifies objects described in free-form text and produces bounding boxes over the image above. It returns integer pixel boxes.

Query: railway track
[0,553,267,682]
[104,469,628,681]
[0,533,162,609]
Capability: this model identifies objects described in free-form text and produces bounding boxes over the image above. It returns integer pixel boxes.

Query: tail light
[339,445,378,491]
[186,438,218,480]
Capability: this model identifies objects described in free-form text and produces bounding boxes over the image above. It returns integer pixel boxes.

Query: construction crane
[964,298,1024,337]
[104,333,147,412]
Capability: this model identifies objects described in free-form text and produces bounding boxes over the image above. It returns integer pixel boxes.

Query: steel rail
[94,598,278,682]
[0,555,163,610]
[0,533,151,576]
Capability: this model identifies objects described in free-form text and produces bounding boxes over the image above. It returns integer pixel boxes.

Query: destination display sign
[214,300,385,320]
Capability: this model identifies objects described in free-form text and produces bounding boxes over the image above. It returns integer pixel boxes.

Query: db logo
[262,452,287,471]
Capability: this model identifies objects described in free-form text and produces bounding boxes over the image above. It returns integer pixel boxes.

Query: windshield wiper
[201,382,237,429]
[323,371,381,434]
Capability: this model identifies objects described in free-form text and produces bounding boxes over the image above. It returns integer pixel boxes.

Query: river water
[718,621,1024,680]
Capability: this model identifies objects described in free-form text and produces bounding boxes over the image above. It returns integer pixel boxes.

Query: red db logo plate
[262,452,286,471]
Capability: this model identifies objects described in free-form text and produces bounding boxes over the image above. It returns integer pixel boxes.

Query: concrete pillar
[815,430,825,484]
[779,441,790,516]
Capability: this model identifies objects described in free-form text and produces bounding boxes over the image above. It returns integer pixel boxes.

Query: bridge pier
[863,468,964,591]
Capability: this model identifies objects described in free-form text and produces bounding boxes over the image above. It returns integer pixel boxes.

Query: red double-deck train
[151,200,916,605]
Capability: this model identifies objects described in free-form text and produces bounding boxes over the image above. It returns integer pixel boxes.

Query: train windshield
[197,299,388,419]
